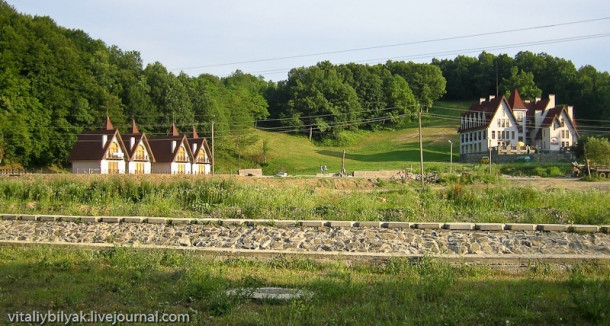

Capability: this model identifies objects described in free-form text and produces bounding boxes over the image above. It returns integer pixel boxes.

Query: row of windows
[491,130,516,140]
[461,143,484,154]
[461,131,487,143]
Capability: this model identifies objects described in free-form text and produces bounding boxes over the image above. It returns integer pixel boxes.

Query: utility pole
[418,105,424,188]
[448,140,453,174]
[211,120,215,175]
[309,126,313,141]
[341,149,346,176]
[488,139,492,174]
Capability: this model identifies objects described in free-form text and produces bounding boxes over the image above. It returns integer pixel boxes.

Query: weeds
[0,174,608,224]
[2,245,608,325]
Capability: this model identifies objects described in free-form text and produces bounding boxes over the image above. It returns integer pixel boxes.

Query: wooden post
[489,139,492,174]
[341,149,346,176]
[211,121,215,175]
[448,140,453,174]
[418,105,424,188]
[309,126,313,141]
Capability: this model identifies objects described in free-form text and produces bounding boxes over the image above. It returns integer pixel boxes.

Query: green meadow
[0,245,608,325]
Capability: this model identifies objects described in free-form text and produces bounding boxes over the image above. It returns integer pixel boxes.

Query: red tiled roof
[507,89,527,110]
[148,135,193,163]
[187,137,212,162]
[533,106,579,139]
[104,116,114,130]
[120,133,156,162]
[130,120,140,134]
[458,97,503,132]
[68,129,127,161]
[169,123,180,136]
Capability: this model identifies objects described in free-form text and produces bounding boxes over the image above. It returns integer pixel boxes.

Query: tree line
[0,2,270,167]
[1,1,608,168]
[432,51,610,121]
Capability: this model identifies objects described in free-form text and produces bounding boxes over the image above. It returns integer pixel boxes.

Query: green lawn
[216,101,469,175]
[0,245,608,325]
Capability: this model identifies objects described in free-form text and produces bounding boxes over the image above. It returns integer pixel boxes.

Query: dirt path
[504,176,610,191]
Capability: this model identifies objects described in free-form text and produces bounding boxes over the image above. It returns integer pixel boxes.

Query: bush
[585,137,610,166]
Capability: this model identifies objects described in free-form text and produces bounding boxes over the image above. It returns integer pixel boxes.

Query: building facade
[458,89,578,156]
[68,117,128,174]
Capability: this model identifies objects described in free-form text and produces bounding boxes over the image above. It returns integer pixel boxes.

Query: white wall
[126,161,152,174]
[170,162,192,174]
[100,159,126,174]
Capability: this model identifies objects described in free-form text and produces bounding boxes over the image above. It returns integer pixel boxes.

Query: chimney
[130,137,135,149]
[489,95,496,101]
[102,135,107,148]
[171,140,177,152]
[480,98,486,104]
[535,97,541,103]
[548,94,556,108]
[524,100,531,104]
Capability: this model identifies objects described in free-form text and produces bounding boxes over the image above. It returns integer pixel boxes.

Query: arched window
[135,145,146,160]
[107,142,120,159]
[176,146,188,162]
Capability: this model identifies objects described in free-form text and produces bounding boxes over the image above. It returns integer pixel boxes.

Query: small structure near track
[237,168,263,177]
[226,287,313,301]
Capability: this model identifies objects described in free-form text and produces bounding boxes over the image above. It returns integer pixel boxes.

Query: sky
[7,0,610,81]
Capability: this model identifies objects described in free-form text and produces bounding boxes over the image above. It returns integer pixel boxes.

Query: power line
[171,17,610,71]
[246,32,610,77]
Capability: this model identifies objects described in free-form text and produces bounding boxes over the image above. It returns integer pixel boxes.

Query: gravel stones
[0,220,608,256]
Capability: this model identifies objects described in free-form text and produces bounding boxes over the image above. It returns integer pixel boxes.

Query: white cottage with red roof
[148,124,194,174]
[188,126,212,175]
[121,120,156,174]
[458,90,579,155]
[68,117,128,174]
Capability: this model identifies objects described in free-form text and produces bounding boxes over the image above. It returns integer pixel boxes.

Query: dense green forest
[1,1,608,168]
[432,52,610,120]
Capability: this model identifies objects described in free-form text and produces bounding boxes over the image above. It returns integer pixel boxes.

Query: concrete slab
[415,223,443,230]
[505,223,537,231]
[243,220,266,226]
[383,222,412,229]
[355,221,381,228]
[570,225,600,233]
[270,220,298,227]
[221,219,244,226]
[80,216,100,223]
[21,215,39,221]
[299,220,326,227]
[61,216,81,222]
[196,218,219,225]
[147,217,169,224]
[538,224,569,232]
[444,223,475,230]
[327,221,354,228]
[123,217,144,223]
[226,287,313,301]
[38,215,59,222]
[101,217,123,223]
[476,223,505,231]
[1,214,19,220]
[171,218,194,225]
[601,225,610,233]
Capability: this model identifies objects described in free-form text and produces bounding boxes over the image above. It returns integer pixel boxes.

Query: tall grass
[0,175,608,224]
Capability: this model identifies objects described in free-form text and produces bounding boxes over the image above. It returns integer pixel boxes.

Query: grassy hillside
[229,101,469,175]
